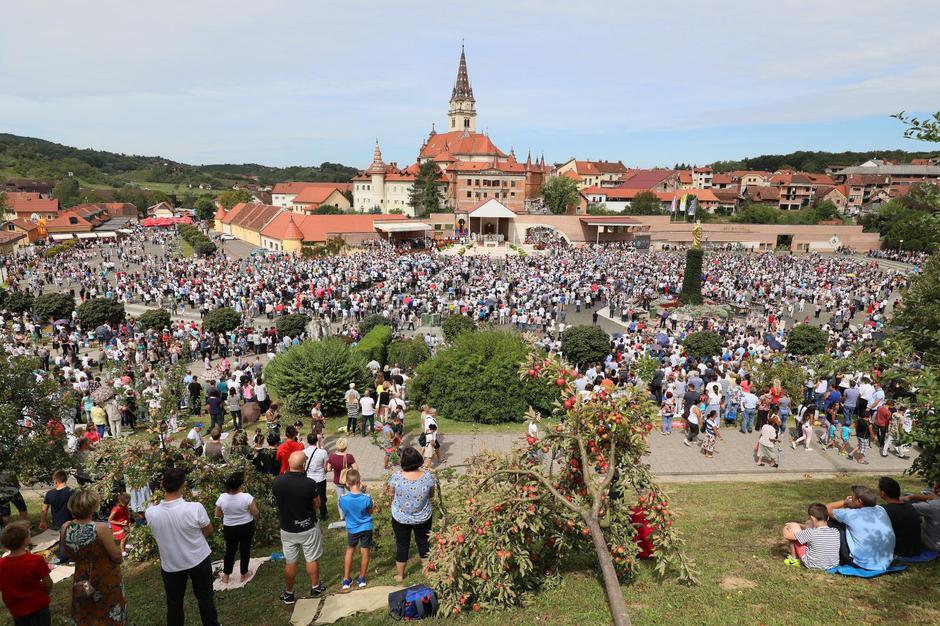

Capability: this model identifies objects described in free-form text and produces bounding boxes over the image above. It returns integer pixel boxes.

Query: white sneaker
[804,448,813,451]
[683,439,691,447]
[791,442,796,450]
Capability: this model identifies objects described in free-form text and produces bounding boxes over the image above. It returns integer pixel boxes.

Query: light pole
[899,239,904,251]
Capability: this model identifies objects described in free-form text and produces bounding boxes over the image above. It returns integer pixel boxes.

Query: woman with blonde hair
[327,438,358,521]
[60,488,126,624]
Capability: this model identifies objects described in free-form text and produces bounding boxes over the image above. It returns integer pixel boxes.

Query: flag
[679,194,688,215]
[670,194,678,214]
[689,197,698,216]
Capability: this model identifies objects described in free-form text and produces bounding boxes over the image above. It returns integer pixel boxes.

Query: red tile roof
[292,186,344,205]
[8,195,59,215]
[419,130,506,160]
[677,171,692,183]
[224,203,281,231]
[711,173,733,185]
[561,170,583,182]
[261,213,407,243]
[272,181,352,195]
[618,170,677,189]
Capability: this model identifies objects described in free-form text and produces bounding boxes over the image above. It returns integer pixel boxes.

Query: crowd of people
[0,226,933,624]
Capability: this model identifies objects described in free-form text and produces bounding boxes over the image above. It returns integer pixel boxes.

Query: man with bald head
[272,450,325,604]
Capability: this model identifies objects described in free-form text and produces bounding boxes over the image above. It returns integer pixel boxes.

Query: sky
[2,0,939,170]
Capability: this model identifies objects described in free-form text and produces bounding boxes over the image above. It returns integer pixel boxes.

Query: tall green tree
[52,177,80,207]
[540,176,580,215]
[626,191,664,215]
[193,197,216,221]
[217,189,253,210]
[407,160,444,216]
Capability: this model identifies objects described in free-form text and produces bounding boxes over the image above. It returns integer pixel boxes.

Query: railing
[474,234,505,245]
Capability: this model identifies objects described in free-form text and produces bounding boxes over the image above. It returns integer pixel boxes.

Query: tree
[76,298,125,328]
[895,254,940,365]
[3,291,34,314]
[786,324,828,356]
[679,248,704,305]
[387,337,431,372]
[264,338,372,415]
[894,111,940,143]
[561,325,611,369]
[32,293,75,322]
[276,314,310,339]
[202,307,241,333]
[626,191,663,215]
[410,330,559,424]
[355,324,392,366]
[193,197,216,221]
[194,240,218,256]
[909,367,940,485]
[425,353,695,624]
[682,331,722,358]
[216,189,252,211]
[52,177,80,207]
[0,192,7,218]
[731,203,780,224]
[312,204,343,215]
[136,308,172,332]
[358,314,388,337]
[442,314,476,342]
[408,160,444,216]
[540,176,580,215]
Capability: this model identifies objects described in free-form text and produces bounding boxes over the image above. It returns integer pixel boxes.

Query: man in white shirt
[146,468,219,626]
[359,391,376,437]
[187,423,205,456]
[304,433,330,519]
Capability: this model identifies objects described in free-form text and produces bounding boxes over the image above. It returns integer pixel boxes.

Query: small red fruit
[473,603,481,612]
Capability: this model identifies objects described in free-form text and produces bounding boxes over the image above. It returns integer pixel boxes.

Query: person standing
[276,426,305,475]
[304,433,330,520]
[387,447,437,582]
[145,469,219,626]
[186,423,205,457]
[344,384,360,435]
[0,522,54,626]
[214,471,260,585]
[38,470,72,534]
[90,403,107,440]
[60,488,126,625]
[359,390,375,438]
[272,451,326,605]
[327,439,358,522]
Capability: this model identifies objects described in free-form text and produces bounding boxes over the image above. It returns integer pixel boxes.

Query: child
[790,409,814,451]
[0,521,54,626]
[338,469,373,590]
[821,420,837,450]
[423,423,438,469]
[781,503,840,570]
[108,493,132,555]
[837,422,852,456]
[847,413,875,464]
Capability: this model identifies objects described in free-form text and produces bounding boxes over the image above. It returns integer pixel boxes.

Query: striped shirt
[795,526,840,570]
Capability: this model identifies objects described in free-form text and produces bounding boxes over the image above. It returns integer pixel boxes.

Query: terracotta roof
[224,203,281,231]
[214,206,227,221]
[618,170,677,189]
[281,215,304,240]
[570,160,629,176]
[746,186,780,202]
[677,171,692,183]
[845,174,891,186]
[10,218,40,231]
[446,159,527,174]
[561,170,583,182]
[273,181,352,195]
[292,186,344,205]
[693,167,713,173]
[261,213,407,243]
[4,191,42,203]
[0,231,25,245]
[730,170,770,180]
[419,130,506,160]
[711,187,742,202]
[8,195,58,214]
[711,173,733,185]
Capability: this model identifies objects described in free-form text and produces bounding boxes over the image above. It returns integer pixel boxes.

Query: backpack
[388,584,438,620]
[418,431,427,448]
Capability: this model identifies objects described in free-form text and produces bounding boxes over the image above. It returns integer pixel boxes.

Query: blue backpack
[388,584,438,620]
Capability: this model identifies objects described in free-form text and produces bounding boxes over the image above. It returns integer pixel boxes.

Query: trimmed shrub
[682,331,723,358]
[442,314,476,342]
[41,239,77,259]
[265,338,371,415]
[33,293,75,322]
[276,314,310,339]
[561,325,611,370]
[387,337,431,373]
[202,307,241,334]
[76,297,125,328]
[358,314,387,336]
[679,247,704,305]
[177,223,216,257]
[137,308,172,332]
[355,324,392,366]
[786,324,828,356]
[4,291,34,314]
[410,330,560,424]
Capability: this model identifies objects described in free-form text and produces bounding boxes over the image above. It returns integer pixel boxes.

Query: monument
[679,220,704,305]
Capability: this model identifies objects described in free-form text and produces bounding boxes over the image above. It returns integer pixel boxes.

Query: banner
[689,197,698,216]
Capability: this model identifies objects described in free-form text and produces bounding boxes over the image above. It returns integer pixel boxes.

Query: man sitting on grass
[826,485,895,571]
[782,503,841,570]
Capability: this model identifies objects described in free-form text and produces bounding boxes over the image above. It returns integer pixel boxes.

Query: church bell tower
[447,45,476,132]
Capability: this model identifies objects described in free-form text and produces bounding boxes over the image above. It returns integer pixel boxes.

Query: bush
[786,324,828,356]
[679,248,704,305]
[177,223,216,257]
[33,293,75,321]
[41,238,78,258]
[264,338,371,415]
[561,325,611,370]
[3,291,34,314]
[202,307,241,334]
[410,330,559,423]
[76,297,125,328]
[355,324,392,366]
[750,359,804,403]
[137,308,172,332]
[276,314,310,339]
[195,241,217,256]
[682,331,723,358]
[358,314,388,336]
[442,314,476,342]
[387,337,431,372]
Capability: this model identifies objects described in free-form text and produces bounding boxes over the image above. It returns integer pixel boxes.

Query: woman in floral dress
[60,488,126,625]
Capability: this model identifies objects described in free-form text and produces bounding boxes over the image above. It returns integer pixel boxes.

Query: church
[352,47,549,216]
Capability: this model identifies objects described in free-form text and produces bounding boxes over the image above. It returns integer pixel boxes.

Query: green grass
[9,476,938,625]
[178,238,195,258]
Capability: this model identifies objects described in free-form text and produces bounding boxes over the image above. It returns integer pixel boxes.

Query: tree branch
[479,468,585,516]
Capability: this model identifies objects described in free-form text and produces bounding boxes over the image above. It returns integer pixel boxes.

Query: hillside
[0,133,359,189]
[710,149,939,174]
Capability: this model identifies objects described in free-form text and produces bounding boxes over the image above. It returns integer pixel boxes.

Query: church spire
[448,44,477,132]
[451,44,474,102]
[366,140,386,174]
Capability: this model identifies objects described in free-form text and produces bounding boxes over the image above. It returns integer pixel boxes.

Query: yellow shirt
[90,405,107,425]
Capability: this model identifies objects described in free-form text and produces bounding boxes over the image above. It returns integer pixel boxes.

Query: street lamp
[900,239,904,251]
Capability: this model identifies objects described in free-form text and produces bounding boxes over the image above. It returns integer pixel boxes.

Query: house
[744,185,780,206]
[768,172,834,210]
[6,193,59,220]
[711,173,735,189]
[814,185,848,213]
[842,174,891,213]
[618,169,679,192]
[218,203,282,246]
[272,182,353,208]
[2,179,54,195]
[259,213,409,252]
[45,205,110,234]
[72,202,138,218]
[692,167,713,189]
[711,187,742,213]
[147,202,176,218]
[5,218,44,243]
[677,171,693,189]
[0,230,26,254]
[581,187,719,213]
[730,171,771,189]
[555,159,630,189]
[289,185,352,214]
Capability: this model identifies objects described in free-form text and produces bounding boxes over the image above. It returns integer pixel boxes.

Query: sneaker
[310,584,327,598]
[783,556,800,566]
[683,439,691,447]
[357,576,367,588]
[804,448,813,452]
[342,579,352,590]
[280,590,296,605]
[791,441,796,450]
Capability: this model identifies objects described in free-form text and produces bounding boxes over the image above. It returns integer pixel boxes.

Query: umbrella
[655,332,669,345]
[53,319,69,326]
[91,385,116,403]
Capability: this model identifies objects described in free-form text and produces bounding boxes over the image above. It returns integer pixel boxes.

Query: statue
[691,220,703,250]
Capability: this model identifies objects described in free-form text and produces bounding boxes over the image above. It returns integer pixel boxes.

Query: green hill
[710,149,939,174]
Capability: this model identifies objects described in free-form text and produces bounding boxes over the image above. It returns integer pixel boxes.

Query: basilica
[352,47,549,216]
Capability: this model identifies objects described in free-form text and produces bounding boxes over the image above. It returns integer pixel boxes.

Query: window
[466,191,471,198]
[483,192,488,198]
[466,178,471,185]
[511,181,517,188]
[475,179,480,186]
[434,224,442,231]
[510,192,516,198]
[444,224,453,229]
[451,119,455,128]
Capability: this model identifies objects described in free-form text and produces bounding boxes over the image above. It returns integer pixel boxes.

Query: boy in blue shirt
[338,469,373,589]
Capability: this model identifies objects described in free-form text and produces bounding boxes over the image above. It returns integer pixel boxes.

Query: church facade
[352,47,548,216]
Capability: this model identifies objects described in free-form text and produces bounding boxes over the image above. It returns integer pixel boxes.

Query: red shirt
[0,553,51,617]
[874,405,891,428]
[275,440,305,475]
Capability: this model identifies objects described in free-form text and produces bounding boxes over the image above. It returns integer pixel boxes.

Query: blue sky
[2,0,939,170]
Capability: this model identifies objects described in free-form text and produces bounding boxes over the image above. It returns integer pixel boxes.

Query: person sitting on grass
[782,502,840,569]
[0,521,54,626]
[878,476,923,558]
[338,469,373,590]
[826,485,895,571]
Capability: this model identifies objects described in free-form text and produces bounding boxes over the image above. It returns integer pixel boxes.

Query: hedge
[33,293,75,322]
[355,324,392,366]
[178,223,217,257]
[41,239,78,259]
[387,337,431,372]
[276,314,310,339]
[4,291,34,314]
[76,298,125,328]
[358,314,387,337]
[561,325,611,369]
[682,331,723,358]
[202,307,241,334]
[137,308,172,331]
[786,324,828,356]
[264,338,372,415]
[409,330,559,424]
[442,314,476,342]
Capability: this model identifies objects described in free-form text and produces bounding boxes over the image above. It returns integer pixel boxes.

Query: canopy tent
[373,222,431,233]
[468,199,517,219]
[76,232,98,239]
[95,231,117,239]
[49,233,74,241]
[140,216,192,227]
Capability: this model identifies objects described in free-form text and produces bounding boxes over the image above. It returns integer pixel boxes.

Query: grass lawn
[178,238,195,258]
[13,476,938,626]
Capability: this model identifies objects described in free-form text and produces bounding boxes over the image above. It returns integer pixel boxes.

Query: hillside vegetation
[710,149,938,174]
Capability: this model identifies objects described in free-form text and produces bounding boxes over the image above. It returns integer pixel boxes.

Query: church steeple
[448,44,477,132]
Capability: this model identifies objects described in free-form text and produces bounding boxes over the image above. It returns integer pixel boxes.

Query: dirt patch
[719,576,757,590]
